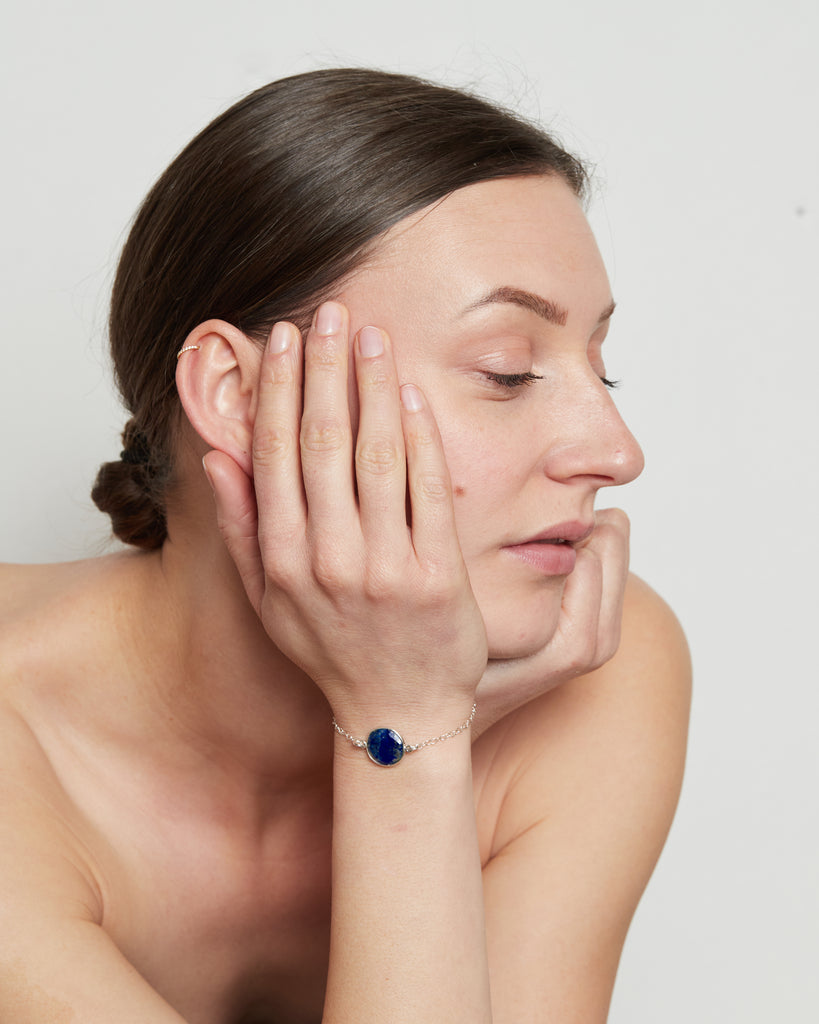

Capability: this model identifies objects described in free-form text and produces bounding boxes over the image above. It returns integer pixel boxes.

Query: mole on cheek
[453,485,465,498]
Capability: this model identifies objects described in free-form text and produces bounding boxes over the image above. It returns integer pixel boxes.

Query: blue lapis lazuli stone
[366,728,405,766]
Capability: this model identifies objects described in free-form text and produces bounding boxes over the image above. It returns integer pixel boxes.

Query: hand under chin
[482,598,563,662]
[475,606,575,732]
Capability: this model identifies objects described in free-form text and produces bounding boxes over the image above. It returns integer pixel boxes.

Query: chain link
[332,702,477,755]
[331,721,368,748]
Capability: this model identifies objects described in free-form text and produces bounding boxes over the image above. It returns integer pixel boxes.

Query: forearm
[323,726,491,1024]
[205,308,494,1019]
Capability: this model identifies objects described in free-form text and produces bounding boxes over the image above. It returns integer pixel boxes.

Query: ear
[175,320,262,476]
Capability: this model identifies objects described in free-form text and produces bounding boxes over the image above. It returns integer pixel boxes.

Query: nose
[541,373,645,488]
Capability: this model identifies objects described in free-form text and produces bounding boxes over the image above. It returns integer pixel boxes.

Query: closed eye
[483,371,544,389]
[482,371,620,390]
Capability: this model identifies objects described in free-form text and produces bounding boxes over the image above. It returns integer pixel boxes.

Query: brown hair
[92,67,587,549]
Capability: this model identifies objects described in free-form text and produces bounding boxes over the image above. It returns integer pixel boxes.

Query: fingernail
[315,301,344,335]
[358,326,384,358]
[400,383,423,411]
[269,322,292,354]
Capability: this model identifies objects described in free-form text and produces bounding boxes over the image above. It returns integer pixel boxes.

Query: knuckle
[601,632,621,665]
[311,549,353,591]
[573,637,600,675]
[300,420,347,455]
[356,436,401,475]
[597,617,623,662]
[432,572,464,605]
[553,621,598,679]
[262,556,299,590]
[253,424,294,463]
[564,650,590,678]
[596,507,630,535]
[414,560,462,605]
[414,471,450,502]
[362,563,401,600]
[405,422,437,452]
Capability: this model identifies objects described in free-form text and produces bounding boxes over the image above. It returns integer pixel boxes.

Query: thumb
[202,450,265,612]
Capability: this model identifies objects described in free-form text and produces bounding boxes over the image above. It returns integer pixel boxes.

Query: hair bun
[91,420,167,549]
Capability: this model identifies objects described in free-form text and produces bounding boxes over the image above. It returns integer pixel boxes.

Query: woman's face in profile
[337,175,644,659]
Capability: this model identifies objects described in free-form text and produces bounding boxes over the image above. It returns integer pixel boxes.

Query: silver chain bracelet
[332,702,477,767]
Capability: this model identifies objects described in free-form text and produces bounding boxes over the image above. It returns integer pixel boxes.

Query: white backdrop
[1,1,817,1020]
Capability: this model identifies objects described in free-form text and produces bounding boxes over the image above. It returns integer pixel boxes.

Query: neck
[125,521,334,789]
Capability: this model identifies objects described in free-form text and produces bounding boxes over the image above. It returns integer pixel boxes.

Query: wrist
[332,701,477,767]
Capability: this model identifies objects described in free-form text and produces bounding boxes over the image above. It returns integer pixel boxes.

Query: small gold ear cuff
[176,345,201,359]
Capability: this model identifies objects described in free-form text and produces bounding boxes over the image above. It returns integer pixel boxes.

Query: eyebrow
[463,286,616,328]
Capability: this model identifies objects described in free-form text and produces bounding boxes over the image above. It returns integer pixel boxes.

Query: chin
[470,562,567,661]
[483,601,563,661]
[486,635,555,661]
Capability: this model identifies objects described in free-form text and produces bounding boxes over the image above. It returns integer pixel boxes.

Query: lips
[502,520,594,576]
[516,520,595,547]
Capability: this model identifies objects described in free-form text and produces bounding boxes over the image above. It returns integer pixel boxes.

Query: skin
[339,176,641,661]
[0,175,690,1023]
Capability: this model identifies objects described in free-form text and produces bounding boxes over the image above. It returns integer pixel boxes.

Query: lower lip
[504,542,577,576]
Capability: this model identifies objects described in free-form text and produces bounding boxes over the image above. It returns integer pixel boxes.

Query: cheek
[438,422,521,535]
[439,416,518,490]
[441,430,484,499]
[422,388,531,533]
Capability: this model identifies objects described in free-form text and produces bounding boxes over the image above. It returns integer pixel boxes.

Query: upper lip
[508,520,595,547]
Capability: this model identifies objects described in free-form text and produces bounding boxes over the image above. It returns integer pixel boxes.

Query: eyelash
[484,372,621,390]
[484,371,544,389]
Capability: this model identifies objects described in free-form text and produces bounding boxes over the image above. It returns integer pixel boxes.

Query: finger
[354,326,408,554]
[203,450,265,613]
[299,301,357,531]
[400,384,462,575]
[586,507,631,660]
[551,536,604,673]
[252,320,306,554]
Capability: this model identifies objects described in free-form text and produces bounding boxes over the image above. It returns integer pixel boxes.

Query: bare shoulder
[0,556,133,921]
[0,554,139,694]
[0,557,92,600]
[489,572,692,851]
[0,559,188,1022]
[0,560,104,907]
[0,556,114,618]
[0,701,101,912]
[0,560,64,625]
[479,575,691,1020]
[0,603,104,1009]
[615,571,692,704]
[0,710,184,1023]
[0,558,97,653]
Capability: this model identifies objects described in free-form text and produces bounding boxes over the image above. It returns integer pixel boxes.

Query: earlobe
[175,320,261,476]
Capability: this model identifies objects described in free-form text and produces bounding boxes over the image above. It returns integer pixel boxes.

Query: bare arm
[205,305,493,1022]
[0,576,687,1024]
[326,736,489,1021]
[204,303,648,1022]
[0,301,673,1021]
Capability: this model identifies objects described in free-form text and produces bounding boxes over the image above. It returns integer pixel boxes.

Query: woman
[0,69,690,1023]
